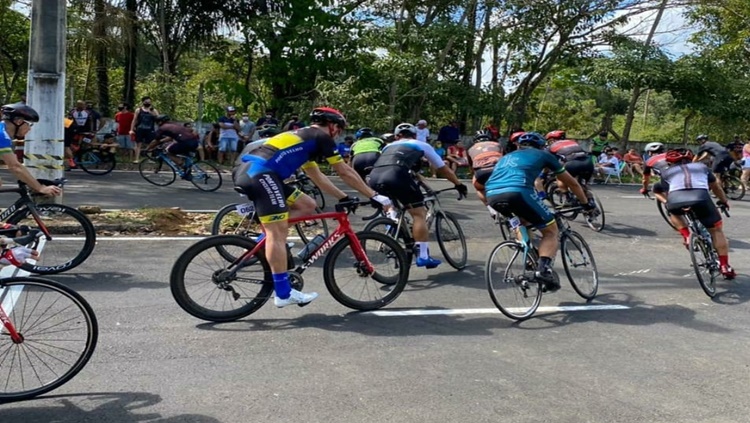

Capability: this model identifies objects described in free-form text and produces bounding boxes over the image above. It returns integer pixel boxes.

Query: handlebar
[0,229,41,247]
[334,199,373,214]
[18,178,67,190]
[422,186,466,201]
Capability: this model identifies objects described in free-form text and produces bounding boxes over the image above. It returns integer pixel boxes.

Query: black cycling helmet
[517,132,546,149]
[474,130,491,142]
[355,127,373,139]
[394,123,417,138]
[310,107,347,128]
[155,114,170,124]
[1,102,39,123]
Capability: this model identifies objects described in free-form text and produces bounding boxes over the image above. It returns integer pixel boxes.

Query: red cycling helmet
[310,107,347,128]
[665,148,694,164]
[509,131,525,143]
[545,130,566,140]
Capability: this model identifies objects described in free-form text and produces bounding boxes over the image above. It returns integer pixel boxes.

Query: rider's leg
[287,190,317,219]
[408,206,440,267]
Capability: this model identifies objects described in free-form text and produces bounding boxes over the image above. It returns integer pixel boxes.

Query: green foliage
[0,0,30,103]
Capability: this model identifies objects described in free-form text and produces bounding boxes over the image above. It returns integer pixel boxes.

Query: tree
[0,0,30,103]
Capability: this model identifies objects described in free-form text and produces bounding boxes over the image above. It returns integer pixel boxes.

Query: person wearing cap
[218,106,241,166]
[416,120,429,143]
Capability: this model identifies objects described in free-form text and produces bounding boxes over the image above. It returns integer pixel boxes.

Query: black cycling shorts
[233,163,301,223]
[653,180,669,194]
[351,152,380,180]
[666,189,721,229]
[472,167,494,189]
[564,158,594,183]
[368,166,423,208]
[166,139,200,155]
[487,189,555,229]
[712,154,734,174]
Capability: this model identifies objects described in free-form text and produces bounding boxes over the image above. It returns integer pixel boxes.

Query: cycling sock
[678,227,690,240]
[538,256,552,271]
[719,255,729,267]
[486,204,498,217]
[272,272,292,299]
[417,242,429,259]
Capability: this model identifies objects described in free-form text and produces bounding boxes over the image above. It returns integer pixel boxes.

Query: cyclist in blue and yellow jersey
[350,127,385,181]
[484,132,594,292]
[233,107,391,308]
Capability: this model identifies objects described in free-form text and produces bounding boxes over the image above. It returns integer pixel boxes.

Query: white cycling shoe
[274,289,319,308]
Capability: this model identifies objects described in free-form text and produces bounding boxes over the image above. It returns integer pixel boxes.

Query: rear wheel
[584,190,605,232]
[190,161,223,192]
[363,216,414,271]
[139,157,176,186]
[547,181,578,220]
[689,233,719,298]
[77,149,116,175]
[560,231,598,300]
[435,212,467,270]
[485,241,541,321]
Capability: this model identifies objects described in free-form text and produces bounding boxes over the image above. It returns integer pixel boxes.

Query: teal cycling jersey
[485,148,564,196]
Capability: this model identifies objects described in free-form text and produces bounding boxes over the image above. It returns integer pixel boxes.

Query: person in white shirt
[595,148,620,178]
[416,119,429,143]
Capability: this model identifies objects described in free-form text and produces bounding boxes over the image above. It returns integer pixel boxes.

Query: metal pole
[25,0,66,198]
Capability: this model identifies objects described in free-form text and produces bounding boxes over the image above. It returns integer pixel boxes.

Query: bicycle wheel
[363,216,414,266]
[485,241,542,321]
[170,235,273,322]
[723,175,745,201]
[324,231,409,310]
[656,200,676,230]
[77,149,116,176]
[302,181,325,209]
[547,182,578,220]
[689,233,719,298]
[9,204,97,275]
[211,203,262,261]
[190,161,223,192]
[294,208,330,245]
[435,212,467,270]
[560,231,598,300]
[0,277,97,402]
[139,157,176,186]
[584,190,605,232]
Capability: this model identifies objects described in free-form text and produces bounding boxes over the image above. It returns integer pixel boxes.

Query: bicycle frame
[0,187,54,240]
[154,150,193,175]
[0,292,23,343]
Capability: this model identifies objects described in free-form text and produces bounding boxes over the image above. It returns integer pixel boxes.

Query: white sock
[417,242,429,259]
[486,205,497,217]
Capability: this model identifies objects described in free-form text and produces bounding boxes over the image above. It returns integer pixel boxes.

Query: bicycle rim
[170,235,273,322]
[435,212,467,270]
[210,204,262,261]
[324,231,409,310]
[584,191,605,232]
[485,241,541,320]
[78,150,115,175]
[689,234,718,298]
[724,176,745,201]
[0,277,97,403]
[139,157,176,186]
[560,231,598,300]
[363,217,414,269]
[190,162,223,192]
[657,200,676,230]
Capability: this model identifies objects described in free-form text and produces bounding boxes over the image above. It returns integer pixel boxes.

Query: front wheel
[0,277,98,402]
[324,231,409,310]
[77,149,116,175]
[9,204,97,275]
[723,175,745,201]
[363,216,414,268]
[584,190,605,232]
[139,157,176,186]
[435,212,467,270]
[656,200,676,230]
[485,241,542,321]
[190,161,223,192]
[689,233,719,298]
[560,231,598,300]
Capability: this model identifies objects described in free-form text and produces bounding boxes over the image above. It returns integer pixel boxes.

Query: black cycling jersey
[155,123,199,143]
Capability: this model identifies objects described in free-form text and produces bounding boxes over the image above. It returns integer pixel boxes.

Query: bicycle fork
[0,288,24,343]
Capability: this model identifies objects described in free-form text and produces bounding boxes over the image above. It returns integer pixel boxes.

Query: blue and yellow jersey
[485,148,564,196]
[0,122,15,155]
[240,126,343,179]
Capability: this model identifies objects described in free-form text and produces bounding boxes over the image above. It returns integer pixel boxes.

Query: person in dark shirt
[256,110,279,127]
[437,120,461,146]
[694,134,734,181]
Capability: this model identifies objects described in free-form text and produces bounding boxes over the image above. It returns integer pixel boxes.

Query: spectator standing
[86,101,101,132]
[218,106,241,166]
[590,131,609,158]
[67,100,93,168]
[437,120,461,146]
[256,110,279,127]
[238,112,256,150]
[741,140,750,190]
[114,103,136,162]
[430,140,447,177]
[416,120,430,143]
[130,96,159,163]
[282,113,306,131]
[623,148,644,179]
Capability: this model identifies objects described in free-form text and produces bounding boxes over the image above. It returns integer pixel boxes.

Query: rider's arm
[129,109,139,133]
[694,152,708,162]
[709,180,729,204]
[330,161,377,199]
[145,136,170,151]
[557,171,587,203]
[0,152,61,196]
[302,163,349,199]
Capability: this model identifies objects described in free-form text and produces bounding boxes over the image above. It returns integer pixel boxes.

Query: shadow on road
[597,222,657,238]
[0,392,220,423]
[47,272,164,292]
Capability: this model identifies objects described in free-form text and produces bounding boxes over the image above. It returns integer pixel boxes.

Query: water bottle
[297,234,326,260]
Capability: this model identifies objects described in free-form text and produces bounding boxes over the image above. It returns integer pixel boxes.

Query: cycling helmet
[381,133,395,143]
[509,131,525,144]
[355,127,373,139]
[394,123,417,138]
[155,114,170,124]
[665,148,694,164]
[517,132,546,148]
[644,142,665,153]
[696,134,708,141]
[310,107,347,128]
[474,130,491,142]
[1,102,39,123]
[545,130,566,140]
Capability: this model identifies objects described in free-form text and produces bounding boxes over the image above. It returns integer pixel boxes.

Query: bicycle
[139,148,222,192]
[0,231,98,403]
[70,132,117,176]
[682,204,730,298]
[485,206,599,321]
[546,178,605,232]
[362,184,467,271]
[0,179,96,274]
[286,170,325,210]
[170,199,410,322]
[643,191,676,230]
[719,171,744,201]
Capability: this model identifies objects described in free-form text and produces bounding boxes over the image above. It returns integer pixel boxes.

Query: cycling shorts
[233,163,303,223]
[653,180,669,194]
[712,155,734,174]
[472,167,494,191]
[487,189,555,229]
[368,166,424,208]
[351,152,380,180]
[666,189,721,229]
[564,158,594,183]
[166,139,199,155]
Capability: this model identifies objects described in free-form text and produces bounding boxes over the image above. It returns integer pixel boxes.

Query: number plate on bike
[235,203,255,216]
[508,217,521,229]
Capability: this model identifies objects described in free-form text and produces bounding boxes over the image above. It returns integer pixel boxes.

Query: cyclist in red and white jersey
[639,142,669,202]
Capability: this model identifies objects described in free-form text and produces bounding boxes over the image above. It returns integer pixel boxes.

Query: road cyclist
[466,130,503,213]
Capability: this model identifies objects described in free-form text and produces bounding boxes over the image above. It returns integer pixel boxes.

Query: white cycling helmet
[394,123,417,138]
[644,142,665,153]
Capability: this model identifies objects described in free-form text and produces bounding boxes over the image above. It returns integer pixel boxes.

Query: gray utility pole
[25,0,66,189]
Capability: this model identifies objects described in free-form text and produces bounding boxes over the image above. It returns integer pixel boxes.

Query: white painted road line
[362,305,631,317]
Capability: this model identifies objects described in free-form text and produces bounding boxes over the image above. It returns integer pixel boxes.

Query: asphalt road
[2,170,750,423]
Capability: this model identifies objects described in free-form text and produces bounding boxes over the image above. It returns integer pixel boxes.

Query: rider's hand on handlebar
[370,194,392,208]
[0,246,39,265]
[38,185,62,197]
[338,195,360,213]
[716,200,729,210]
[455,183,468,199]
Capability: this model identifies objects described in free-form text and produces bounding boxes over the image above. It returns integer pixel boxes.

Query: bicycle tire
[190,161,223,192]
[363,216,415,267]
[547,181,578,220]
[560,231,598,300]
[485,241,542,321]
[584,190,605,232]
[211,203,263,262]
[77,149,116,176]
[435,212,467,270]
[0,277,97,403]
[323,231,409,310]
[304,183,326,210]
[689,233,718,298]
[294,207,330,245]
[723,175,745,201]
[656,200,676,230]
[139,157,176,186]
[170,235,273,322]
[9,204,97,275]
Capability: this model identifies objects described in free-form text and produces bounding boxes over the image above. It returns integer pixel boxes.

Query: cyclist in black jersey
[145,115,200,166]
[694,134,734,181]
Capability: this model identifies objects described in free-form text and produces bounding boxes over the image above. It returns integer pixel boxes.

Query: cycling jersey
[662,162,715,192]
[467,141,502,169]
[155,123,199,143]
[351,137,384,156]
[548,140,587,162]
[372,140,445,171]
[0,122,14,155]
[697,141,729,159]
[643,153,668,176]
[485,149,564,197]
[240,126,343,180]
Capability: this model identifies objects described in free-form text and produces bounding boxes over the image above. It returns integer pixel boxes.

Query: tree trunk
[682,110,695,145]
[123,0,137,106]
[94,0,110,116]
